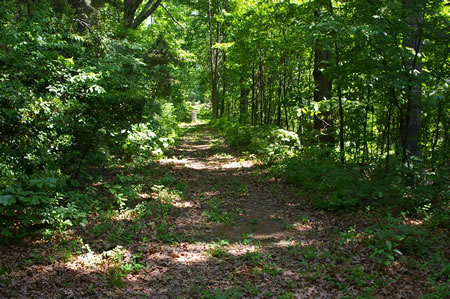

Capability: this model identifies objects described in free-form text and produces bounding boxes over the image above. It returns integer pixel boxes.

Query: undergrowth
[212,120,449,297]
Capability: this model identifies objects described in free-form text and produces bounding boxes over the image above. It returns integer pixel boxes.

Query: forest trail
[0,125,427,298]
[160,124,314,242]
[146,124,356,297]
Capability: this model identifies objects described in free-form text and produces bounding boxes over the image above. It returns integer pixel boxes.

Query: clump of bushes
[0,4,180,237]
[274,156,373,210]
[211,119,300,163]
[274,155,448,216]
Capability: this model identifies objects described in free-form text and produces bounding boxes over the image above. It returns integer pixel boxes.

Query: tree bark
[220,56,227,117]
[251,67,256,125]
[239,76,249,124]
[335,40,344,162]
[313,0,333,144]
[124,0,163,29]
[208,0,219,118]
[403,0,423,162]
[277,58,283,127]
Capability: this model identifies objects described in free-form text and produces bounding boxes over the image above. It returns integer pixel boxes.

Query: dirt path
[161,125,313,242]
[0,125,426,298]
[135,124,363,298]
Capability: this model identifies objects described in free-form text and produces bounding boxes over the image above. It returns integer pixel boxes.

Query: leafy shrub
[174,101,194,122]
[276,157,373,210]
[274,154,449,214]
[0,175,66,237]
[366,215,438,262]
[123,123,168,158]
[211,119,300,163]
[0,4,180,238]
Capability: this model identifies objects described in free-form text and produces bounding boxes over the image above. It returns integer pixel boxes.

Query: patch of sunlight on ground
[227,244,259,256]
[276,239,298,247]
[294,223,313,231]
[71,245,130,270]
[179,120,209,128]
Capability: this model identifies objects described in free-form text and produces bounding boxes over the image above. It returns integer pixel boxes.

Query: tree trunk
[277,55,283,127]
[251,67,256,125]
[124,0,163,29]
[208,0,218,118]
[220,66,226,117]
[282,55,289,130]
[239,76,249,124]
[260,63,264,125]
[313,0,333,144]
[335,40,344,162]
[403,0,423,162]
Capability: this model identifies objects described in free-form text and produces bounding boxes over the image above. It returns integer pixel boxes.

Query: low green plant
[279,291,295,299]
[121,255,145,274]
[203,197,233,224]
[365,215,440,266]
[107,264,125,288]
[211,119,300,163]
[0,264,9,276]
[59,249,74,263]
[424,276,450,298]
[273,157,373,211]
[288,243,301,256]
[263,262,282,276]
[235,184,249,196]
[301,245,317,261]
[285,222,295,230]
[209,247,229,258]
[248,218,260,225]
[208,239,230,258]
[369,238,403,266]
[25,249,42,265]
[160,233,178,244]
[241,232,253,245]
[347,266,367,287]
[244,251,267,266]
[203,210,233,224]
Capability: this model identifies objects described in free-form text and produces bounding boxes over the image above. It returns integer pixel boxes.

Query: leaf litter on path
[0,125,436,298]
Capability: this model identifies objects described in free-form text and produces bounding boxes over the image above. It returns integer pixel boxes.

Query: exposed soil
[0,125,435,298]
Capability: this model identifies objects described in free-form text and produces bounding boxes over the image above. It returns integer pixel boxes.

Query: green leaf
[0,227,12,237]
[385,240,392,251]
[0,195,14,206]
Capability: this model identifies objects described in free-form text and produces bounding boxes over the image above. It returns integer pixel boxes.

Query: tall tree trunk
[260,63,265,125]
[363,106,369,163]
[403,0,423,162]
[251,67,257,125]
[208,0,218,118]
[277,64,283,127]
[385,101,393,170]
[335,41,345,163]
[282,54,289,130]
[239,75,249,124]
[313,0,333,144]
[431,101,441,162]
[220,65,226,117]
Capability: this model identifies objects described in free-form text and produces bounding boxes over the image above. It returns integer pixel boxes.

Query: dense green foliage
[212,118,300,163]
[0,1,188,236]
[198,0,448,219]
[0,0,448,295]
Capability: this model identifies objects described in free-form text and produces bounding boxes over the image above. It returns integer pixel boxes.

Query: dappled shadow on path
[159,125,317,241]
[0,124,427,298]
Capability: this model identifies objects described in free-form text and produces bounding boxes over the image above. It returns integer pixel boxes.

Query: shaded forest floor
[0,124,447,298]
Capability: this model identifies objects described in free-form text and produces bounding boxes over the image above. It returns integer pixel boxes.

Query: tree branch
[161,3,189,32]
[129,0,163,29]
